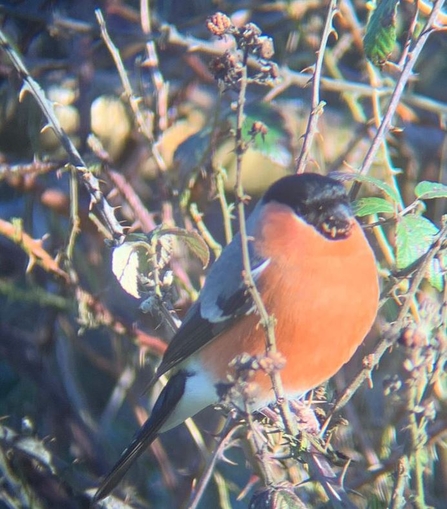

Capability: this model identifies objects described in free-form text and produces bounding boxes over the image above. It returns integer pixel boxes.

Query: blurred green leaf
[414,180,447,200]
[230,104,291,166]
[245,118,289,166]
[352,197,395,216]
[152,227,210,268]
[249,487,305,509]
[340,173,401,203]
[0,360,19,398]
[112,228,209,298]
[112,241,151,298]
[396,215,438,269]
[366,494,389,509]
[427,257,444,292]
[174,127,212,191]
[396,214,443,290]
[363,0,399,66]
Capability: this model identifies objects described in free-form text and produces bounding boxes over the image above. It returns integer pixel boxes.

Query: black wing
[156,207,268,378]
[94,370,188,501]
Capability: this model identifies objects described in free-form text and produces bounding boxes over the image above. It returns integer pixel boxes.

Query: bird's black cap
[262,173,353,240]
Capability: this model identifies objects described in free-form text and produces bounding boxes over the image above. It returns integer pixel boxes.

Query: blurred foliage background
[0,0,446,508]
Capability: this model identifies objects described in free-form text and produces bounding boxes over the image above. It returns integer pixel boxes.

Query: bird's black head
[262,173,354,240]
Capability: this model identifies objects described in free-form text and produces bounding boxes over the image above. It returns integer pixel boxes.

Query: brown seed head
[206,12,233,37]
[259,36,275,59]
[250,121,269,138]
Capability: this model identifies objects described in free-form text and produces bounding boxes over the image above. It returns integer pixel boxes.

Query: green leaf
[337,172,401,203]
[366,495,389,509]
[112,241,151,298]
[352,197,395,217]
[112,228,209,298]
[427,257,444,292]
[249,487,304,509]
[414,181,447,200]
[396,215,438,269]
[230,104,291,166]
[174,127,212,191]
[363,0,399,67]
[396,215,443,291]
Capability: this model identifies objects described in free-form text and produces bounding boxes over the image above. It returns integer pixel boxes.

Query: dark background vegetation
[0,0,446,508]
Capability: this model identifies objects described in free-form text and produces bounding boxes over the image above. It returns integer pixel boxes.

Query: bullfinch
[94,172,379,501]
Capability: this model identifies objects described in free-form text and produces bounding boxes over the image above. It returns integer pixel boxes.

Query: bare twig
[106,169,157,233]
[304,452,357,509]
[215,167,234,245]
[95,9,151,141]
[95,9,167,172]
[164,23,447,116]
[389,457,410,509]
[233,61,296,438]
[339,0,364,50]
[140,0,169,133]
[66,165,80,263]
[0,160,60,180]
[0,280,69,310]
[406,383,428,509]
[0,218,69,280]
[364,62,404,211]
[190,203,222,259]
[187,417,242,509]
[227,17,358,506]
[274,68,447,116]
[323,46,367,123]
[295,0,337,174]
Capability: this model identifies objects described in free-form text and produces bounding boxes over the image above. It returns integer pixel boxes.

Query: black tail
[93,370,188,503]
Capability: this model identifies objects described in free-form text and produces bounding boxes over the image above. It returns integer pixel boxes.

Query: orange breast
[199,203,379,403]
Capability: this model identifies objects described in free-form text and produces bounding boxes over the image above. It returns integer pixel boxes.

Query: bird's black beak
[320,203,353,239]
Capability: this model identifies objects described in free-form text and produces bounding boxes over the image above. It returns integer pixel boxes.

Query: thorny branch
[0,28,125,244]
[187,417,242,509]
[0,218,68,280]
[230,45,297,439]
[1,2,447,507]
[140,0,169,134]
[218,14,360,507]
[295,0,337,174]
[349,0,445,199]
[95,9,167,173]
